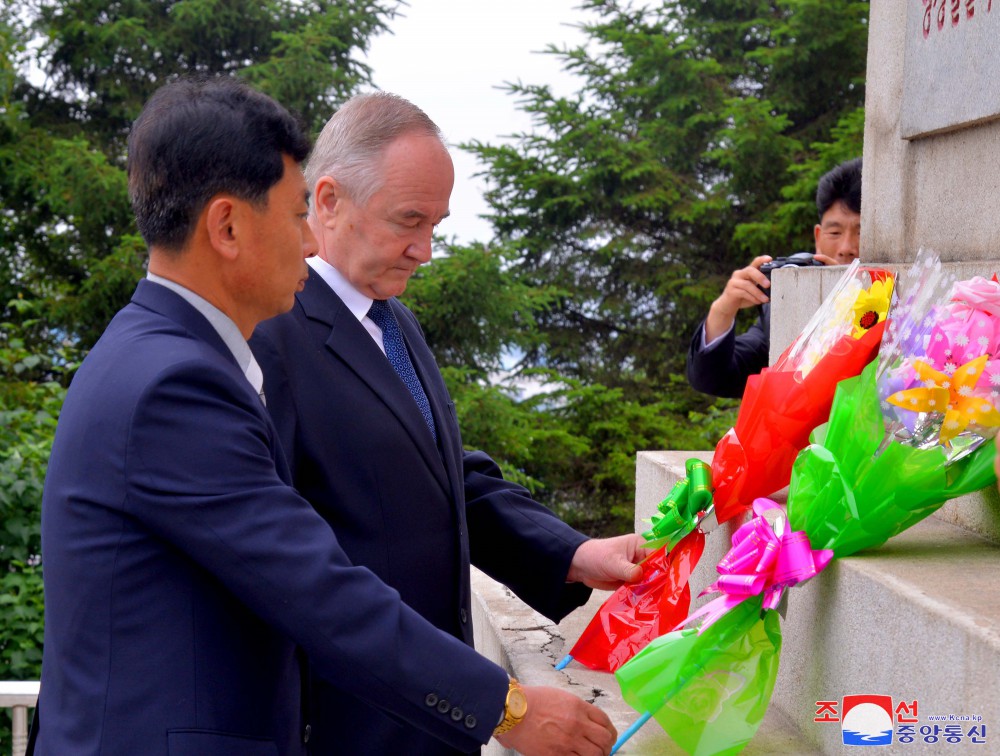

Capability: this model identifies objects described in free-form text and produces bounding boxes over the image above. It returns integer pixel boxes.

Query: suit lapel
[131,279,292,484]
[297,276,450,495]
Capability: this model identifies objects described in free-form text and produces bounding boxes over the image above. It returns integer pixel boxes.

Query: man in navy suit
[35,79,624,756]
[686,158,863,398]
[251,92,647,755]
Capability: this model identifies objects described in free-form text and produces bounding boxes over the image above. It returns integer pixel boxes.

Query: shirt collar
[306,256,373,323]
[145,272,263,396]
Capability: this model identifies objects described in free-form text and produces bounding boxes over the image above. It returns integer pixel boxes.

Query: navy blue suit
[686,304,771,399]
[36,280,515,755]
[250,273,591,755]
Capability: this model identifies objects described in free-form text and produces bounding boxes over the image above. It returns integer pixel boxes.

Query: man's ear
[813,223,822,252]
[205,195,241,261]
[314,177,343,228]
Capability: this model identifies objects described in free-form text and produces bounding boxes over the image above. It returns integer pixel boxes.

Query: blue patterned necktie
[368,299,437,441]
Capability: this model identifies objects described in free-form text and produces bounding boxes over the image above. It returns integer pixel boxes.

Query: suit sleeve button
[437,699,450,714]
[450,707,464,721]
[460,608,468,624]
[464,715,477,729]
[425,693,439,707]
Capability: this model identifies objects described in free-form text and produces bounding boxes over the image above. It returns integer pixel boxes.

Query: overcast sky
[363,0,593,245]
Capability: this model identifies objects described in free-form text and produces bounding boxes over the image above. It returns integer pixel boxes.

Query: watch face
[508,688,528,719]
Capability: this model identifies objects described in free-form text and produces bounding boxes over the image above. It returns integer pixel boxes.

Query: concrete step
[936,486,1000,544]
[635,451,1000,754]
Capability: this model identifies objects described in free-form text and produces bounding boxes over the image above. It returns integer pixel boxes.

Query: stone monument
[476,1,1000,754]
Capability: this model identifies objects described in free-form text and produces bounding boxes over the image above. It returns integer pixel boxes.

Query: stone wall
[863,0,1000,264]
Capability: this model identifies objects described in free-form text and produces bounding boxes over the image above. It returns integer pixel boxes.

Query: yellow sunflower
[851,277,893,339]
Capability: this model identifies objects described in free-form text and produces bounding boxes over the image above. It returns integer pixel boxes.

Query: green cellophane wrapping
[787,361,997,558]
[615,595,781,756]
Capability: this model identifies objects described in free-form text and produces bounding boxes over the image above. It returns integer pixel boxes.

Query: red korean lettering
[815,701,839,722]
[895,700,919,723]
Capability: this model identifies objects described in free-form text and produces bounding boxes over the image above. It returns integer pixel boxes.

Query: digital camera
[759,251,824,279]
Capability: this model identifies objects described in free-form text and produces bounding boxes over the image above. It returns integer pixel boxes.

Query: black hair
[816,157,862,219]
[127,76,311,252]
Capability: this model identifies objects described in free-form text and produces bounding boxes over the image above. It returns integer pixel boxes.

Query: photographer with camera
[687,158,862,398]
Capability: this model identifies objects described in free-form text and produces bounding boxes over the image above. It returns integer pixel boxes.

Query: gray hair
[305,92,444,206]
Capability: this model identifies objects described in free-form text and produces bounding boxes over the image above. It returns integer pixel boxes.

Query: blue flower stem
[610,711,652,754]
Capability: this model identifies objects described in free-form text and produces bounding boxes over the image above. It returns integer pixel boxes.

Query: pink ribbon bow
[678,498,833,633]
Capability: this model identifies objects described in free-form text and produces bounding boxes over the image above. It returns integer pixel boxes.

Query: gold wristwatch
[493,677,528,736]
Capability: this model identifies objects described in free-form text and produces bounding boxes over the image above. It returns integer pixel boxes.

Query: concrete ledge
[636,451,1000,754]
[471,571,661,755]
[780,517,1000,753]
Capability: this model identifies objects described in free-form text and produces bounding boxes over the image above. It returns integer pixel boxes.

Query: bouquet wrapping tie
[712,265,893,523]
[684,498,832,630]
[643,458,713,550]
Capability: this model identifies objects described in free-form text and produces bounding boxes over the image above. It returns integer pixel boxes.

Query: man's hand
[703,255,772,342]
[496,685,617,756]
[566,534,645,590]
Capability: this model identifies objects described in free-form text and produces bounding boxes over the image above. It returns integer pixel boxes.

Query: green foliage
[0,563,45,678]
[440,367,589,495]
[32,0,398,148]
[527,377,737,534]
[465,0,869,401]
[434,364,737,536]
[434,0,869,533]
[403,241,558,378]
[1,0,399,354]
[0,311,72,684]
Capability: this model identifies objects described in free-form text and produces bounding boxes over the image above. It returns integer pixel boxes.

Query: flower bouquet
[558,529,705,673]
[614,499,830,755]
[560,263,892,675]
[615,594,779,756]
[789,251,1000,557]
[610,251,998,755]
[711,261,894,523]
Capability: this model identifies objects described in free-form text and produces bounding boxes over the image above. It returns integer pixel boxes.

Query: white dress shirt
[306,256,388,355]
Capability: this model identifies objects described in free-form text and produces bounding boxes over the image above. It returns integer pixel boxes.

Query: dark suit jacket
[686,303,771,399]
[35,280,513,756]
[250,273,592,755]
